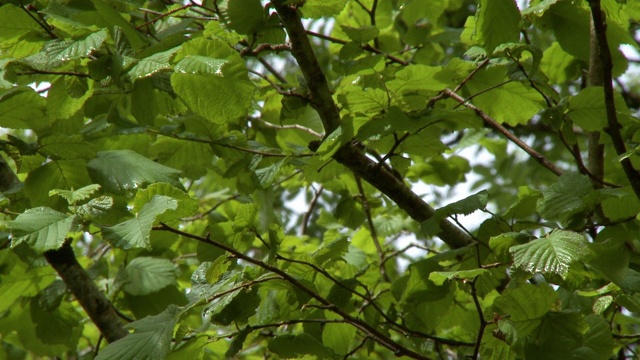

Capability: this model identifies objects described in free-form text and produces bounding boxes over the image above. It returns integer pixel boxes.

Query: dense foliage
[2,0,640,358]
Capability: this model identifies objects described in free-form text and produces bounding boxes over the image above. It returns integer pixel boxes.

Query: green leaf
[171,38,254,124]
[536,172,595,224]
[492,283,557,337]
[0,261,56,313]
[254,159,285,189]
[387,64,456,93]
[7,207,78,252]
[421,190,488,236]
[120,257,177,296]
[0,87,48,130]
[476,0,521,53]
[46,77,94,120]
[222,0,265,35]
[480,330,516,360]
[87,150,183,195]
[49,184,101,205]
[268,334,334,358]
[510,230,590,279]
[44,29,107,67]
[133,183,198,223]
[429,269,491,286]
[299,0,347,18]
[567,86,629,132]
[75,196,113,219]
[95,305,180,360]
[174,55,229,75]
[341,25,379,43]
[30,298,83,349]
[322,322,355,355]
[129,47,179,80]
[38,133,96,160]
[101,195,178,250]
[0,4,42,40]
[463,66,545,125]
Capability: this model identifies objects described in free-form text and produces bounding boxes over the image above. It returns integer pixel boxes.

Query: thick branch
[588,0,640,199]
[44,242,128,343]
[273,1,474,249]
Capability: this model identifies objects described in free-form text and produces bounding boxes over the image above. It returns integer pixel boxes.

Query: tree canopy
[1,0,640,359]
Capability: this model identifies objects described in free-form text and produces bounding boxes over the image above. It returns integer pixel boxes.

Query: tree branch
[443,89,563,176]
[44,242,128,343]
[155,223,430,359]
[588,0,640,199]
[273,1,474,249]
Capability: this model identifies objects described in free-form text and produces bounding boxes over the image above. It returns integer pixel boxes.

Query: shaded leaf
[120,257,177,296]
[95,305,179,360]
[101,195,178,250]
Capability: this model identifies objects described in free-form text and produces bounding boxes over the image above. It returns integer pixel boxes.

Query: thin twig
[305,30,409,66]
[469,279,486,360]
[252,117,323,138]
[301,185,323,235]
[258,57,288,84]
[355,175,388,282]
[18,0,56,39]
[155,223,430,359]
[453,58,491,93]
[443,89,563,176]
[16,70,89,78]
[557,130,620,187]
[136,4,192,29]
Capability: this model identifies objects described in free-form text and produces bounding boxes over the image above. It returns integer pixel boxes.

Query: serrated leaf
[95,305,179,360]
[44,29,107,67]
[30,298,83,349]
[0,87,48,130]
[0,262,56,313]
[7,207,78,252]
[322,322,355,355]
[49,184,101,205]
[39,133,96,160]
[129,47,179,80]
[171,38,254,124]
[510,230,590,279]
[87,150,183,195]
[492,283,557,335]
[568,86,629,131]
[341,25,379,43]
[268,334,334,358]
[120,257,177,296]
[464,66,545,125]
[0,4,42,40]
[174,55,228,75]
[536,172,594,224]
[387,64,456,93]
[75,196,113,219]
[101,195,178,250]
[24,159,92,208]
[299,0,347,18]
[476,0,521,53]
[421,190,488,235]
[133,183,198,222]
[222,0,265,34]
[429,269,491,286]
[254,160,285,189]
[47,76,94,120]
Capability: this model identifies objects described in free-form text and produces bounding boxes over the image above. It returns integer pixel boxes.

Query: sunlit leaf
[87,150,183,195]
[7,207,78,252]
[510,230,590,279]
